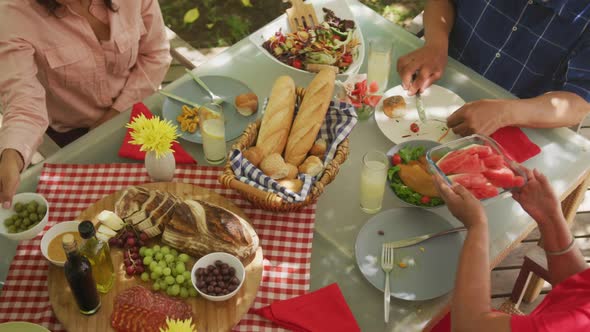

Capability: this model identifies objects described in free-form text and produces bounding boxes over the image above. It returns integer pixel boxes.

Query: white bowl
[191,252,245,302]
[40,221,81,267]
[0,193,49,241]
[248,0,364,77]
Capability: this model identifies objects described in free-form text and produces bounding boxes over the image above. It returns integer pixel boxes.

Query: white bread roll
[285,163,298,179]
[298,156,323,177]
[235,93,259,116]
[260,153,289,180]
[242,146,264,167]
[278,179,303,193]
[256,76,296,157]
[284,69,335,166]
[309,138,327,159]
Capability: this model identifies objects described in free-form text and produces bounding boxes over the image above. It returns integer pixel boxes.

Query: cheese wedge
[97,210,126,231]
[97,224,117,238]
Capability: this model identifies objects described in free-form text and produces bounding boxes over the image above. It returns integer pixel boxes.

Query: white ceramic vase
[145,151,175,182]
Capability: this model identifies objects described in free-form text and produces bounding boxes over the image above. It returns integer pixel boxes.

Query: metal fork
[381,243,395,323]
[184,69,224,105]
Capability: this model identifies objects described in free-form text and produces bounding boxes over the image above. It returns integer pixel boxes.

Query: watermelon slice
[483,167,517,188]
[363,95,382,107]
[482,155,504,169]
[470,183,499,199]
[449,173,489,188]
[513,175,525,187]
[450,154,485,174]
[437,150,471,174]
[368,81,379,94]
[461,144,493,158]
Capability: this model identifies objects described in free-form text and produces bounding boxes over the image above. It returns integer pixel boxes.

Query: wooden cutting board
[48,182,264,332]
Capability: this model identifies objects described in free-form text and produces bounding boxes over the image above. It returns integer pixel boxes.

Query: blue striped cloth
[449,0,590,101]
[229,100,357,203]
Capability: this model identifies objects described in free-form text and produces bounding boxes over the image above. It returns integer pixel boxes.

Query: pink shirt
[0,0,171,166]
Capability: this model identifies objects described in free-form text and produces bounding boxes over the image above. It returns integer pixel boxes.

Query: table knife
[159,91,200,108]
[415,92,427,122]
[386,227,466,249]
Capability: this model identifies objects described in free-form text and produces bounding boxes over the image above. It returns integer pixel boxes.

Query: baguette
[256,76,296,157]
[284,69,336,166]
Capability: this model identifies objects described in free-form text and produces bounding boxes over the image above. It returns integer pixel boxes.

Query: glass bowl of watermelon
[386,140,445,208]
[426,134,527,201]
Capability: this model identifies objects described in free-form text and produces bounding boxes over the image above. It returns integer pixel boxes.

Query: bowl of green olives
[0,193,49,241]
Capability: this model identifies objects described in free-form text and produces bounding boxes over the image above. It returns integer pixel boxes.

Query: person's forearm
[538,214,587,285]
[0,149,24,172]
[451,222,491,330]
[423,0,456,49]
[501,91,590,129]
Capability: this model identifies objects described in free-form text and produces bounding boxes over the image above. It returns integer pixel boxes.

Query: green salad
[387,146,444,207]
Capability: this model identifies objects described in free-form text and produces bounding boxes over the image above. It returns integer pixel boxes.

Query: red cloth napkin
[118,103,196,164]
[490,126,541,163]
[251,283,361,332]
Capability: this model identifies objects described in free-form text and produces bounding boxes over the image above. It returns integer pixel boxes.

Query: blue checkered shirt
[449,0,590,101]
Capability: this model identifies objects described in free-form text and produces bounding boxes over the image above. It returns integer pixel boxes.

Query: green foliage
[161,0,424,49]
[183,8,200,24]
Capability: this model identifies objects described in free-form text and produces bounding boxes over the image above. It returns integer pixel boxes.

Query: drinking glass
[368,40,393,95]
[360,151,388,214]
[198,103,226,165]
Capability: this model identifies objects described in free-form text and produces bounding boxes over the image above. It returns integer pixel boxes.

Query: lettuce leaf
[398,146,425,164]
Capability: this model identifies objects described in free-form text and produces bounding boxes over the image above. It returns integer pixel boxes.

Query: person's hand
[433,175,487,229]
[447,99,512,136]
[512,168,563,225]
[0,149,24,209]
[397,42,448,96]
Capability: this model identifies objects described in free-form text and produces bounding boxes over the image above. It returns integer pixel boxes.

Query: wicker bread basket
[219,89,350,212]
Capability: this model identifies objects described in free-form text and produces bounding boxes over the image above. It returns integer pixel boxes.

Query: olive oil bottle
[78,221,115,293]
[62,233,101,315]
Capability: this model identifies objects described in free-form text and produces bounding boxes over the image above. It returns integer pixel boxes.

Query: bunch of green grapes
[139,244,197,298]
[3,201,47,233]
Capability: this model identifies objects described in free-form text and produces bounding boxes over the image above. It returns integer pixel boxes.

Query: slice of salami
[115,286,153,308]
[111,286,195,332]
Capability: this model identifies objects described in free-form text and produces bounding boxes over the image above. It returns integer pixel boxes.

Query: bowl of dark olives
[191,252,245,301]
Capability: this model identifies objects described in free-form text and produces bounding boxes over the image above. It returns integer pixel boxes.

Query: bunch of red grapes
[108,229,149,276]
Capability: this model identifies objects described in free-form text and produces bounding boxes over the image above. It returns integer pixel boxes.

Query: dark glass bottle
[62,233,101,315]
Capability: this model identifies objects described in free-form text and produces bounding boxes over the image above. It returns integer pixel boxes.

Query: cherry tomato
[292,59,303,69]
[391,154,402,166]
[420,196,431,204]
[410,122,420,133]
[342,53,353,64]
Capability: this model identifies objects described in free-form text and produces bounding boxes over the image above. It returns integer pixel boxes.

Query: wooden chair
[498,245,549,315]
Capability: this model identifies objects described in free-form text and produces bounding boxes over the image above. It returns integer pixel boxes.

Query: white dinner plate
[374,85,465,144]
[355,208,463,301]
[0,322,50,332]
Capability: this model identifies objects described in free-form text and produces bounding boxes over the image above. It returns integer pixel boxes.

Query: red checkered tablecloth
[0,164,317,331]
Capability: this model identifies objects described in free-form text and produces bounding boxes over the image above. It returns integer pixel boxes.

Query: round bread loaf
[260,153,289,180]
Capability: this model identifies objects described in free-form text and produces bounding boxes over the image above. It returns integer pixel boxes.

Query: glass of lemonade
[367,40,393,95]
[198,103,226,165]
[360,151,388,214]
